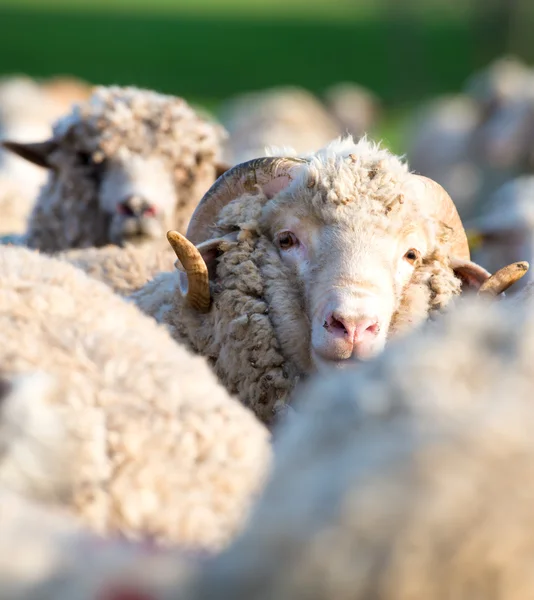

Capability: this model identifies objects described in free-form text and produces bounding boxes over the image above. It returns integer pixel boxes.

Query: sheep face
[174,138,500,378]
[99,153,177,247]
[259,186,432,368]
[2,85,227,251]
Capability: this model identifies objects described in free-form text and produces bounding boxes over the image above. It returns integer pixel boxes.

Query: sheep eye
[404,249,419,264]
[78,152,93,166]
[277,231,298,250]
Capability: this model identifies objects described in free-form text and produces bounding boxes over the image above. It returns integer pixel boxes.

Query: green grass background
[0,0,531,151]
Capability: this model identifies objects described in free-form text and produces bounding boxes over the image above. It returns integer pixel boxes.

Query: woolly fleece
[58,243,177,295]
[180,294,534,600]
[0,245,271,550]
[138,137,463,425]
[25,86,227,251]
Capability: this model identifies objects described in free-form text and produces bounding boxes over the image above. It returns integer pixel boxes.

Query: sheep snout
[312,302,385,366]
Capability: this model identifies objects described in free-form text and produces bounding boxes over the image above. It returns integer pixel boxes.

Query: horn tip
[166,230,182,243]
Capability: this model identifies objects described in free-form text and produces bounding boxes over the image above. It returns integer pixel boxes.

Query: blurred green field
[0,0,507,105]
[0,0,531,153]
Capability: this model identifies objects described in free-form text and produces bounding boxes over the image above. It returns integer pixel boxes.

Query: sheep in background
[2,85,229,252]
[218,86,341,164]
[0,245,271,550]
[404,94,483,220]
[181,294,534,600]
[463,54,532,116]
[131,135,524,424]
[405,57,534,221]
[322,81,380,140]
[0,75,92,235]
[467,175,534,293]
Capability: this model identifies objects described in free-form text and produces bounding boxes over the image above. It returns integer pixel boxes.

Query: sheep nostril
[142,205,157,218]
[117,202,135,217]
[366,322,380,335]
[323,315,349,335]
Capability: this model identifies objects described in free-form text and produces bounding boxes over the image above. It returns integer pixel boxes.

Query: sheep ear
[1,140,58,169]
[215,162,231,179]
[451,258,492,292]
[176,231,239,291]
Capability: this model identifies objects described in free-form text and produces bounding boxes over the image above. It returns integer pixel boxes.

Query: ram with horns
[132,136,527,424]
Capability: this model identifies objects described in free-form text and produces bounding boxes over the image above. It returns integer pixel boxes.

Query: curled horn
[478,261,529,298]
[407,175,470,261]
[167,230,211,313]
[186,156,307,246]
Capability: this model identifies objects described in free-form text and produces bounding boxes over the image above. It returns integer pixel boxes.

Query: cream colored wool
[0,371,206,600]
[0,245,271,550]
[0,370,75,503]
[180,295,534,600]
[0,75,92,236]
[219,86,340,164]
[0,176,31,235]
[134,137,463,425]
[24,85,227,251]
[58,243,176,295]
[0,488,199,600]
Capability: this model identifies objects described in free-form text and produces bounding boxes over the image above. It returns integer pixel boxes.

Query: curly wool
[390,249,462,337]
[181,296,534,600]
[0,246,271,550]
[164,225,303,426]
[58,244,177,296]
[156,138,464,425]
[25,86,227,251]
[0,489,199,600]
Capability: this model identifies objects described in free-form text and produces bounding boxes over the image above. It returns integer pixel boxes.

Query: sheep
[218,86,341,164]
[0,370,208,600]
[404,94,484,220]
[322,81,380,140]
[0,75,92,235]
[406,58,534,222]
[0,244,271,550]
[463,54,532,116]
[57,243,177,296]
[0,489,198,600]
[179,293,534,600]
[130,135,526,425]
[467,175,534,293]
[2,85,229,252]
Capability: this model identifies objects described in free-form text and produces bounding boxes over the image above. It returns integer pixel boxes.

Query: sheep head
[169,138,515,372]
[2,86,229,251]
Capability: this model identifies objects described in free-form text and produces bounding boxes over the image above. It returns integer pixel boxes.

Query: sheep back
[0,245,271,550]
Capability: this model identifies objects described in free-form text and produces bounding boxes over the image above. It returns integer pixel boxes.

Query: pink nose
[323,313,380,345]
[117,196,157,218]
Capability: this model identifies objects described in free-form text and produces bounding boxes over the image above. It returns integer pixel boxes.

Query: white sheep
[130,135,525,425]
[406,57,534,222]
[463,54,532,115]
[467,175,534,293]
[0,369,208,600]
[405,93,483,220]
[218,86,341,164]
[0,74,92,236]
[322,81,380,140]
[2,85,229,252]
[180,293,534,600]
[0,245,271,550]
[57,243,177,295]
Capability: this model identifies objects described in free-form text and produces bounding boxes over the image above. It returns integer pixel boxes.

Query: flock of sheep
[2,56,534,599]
